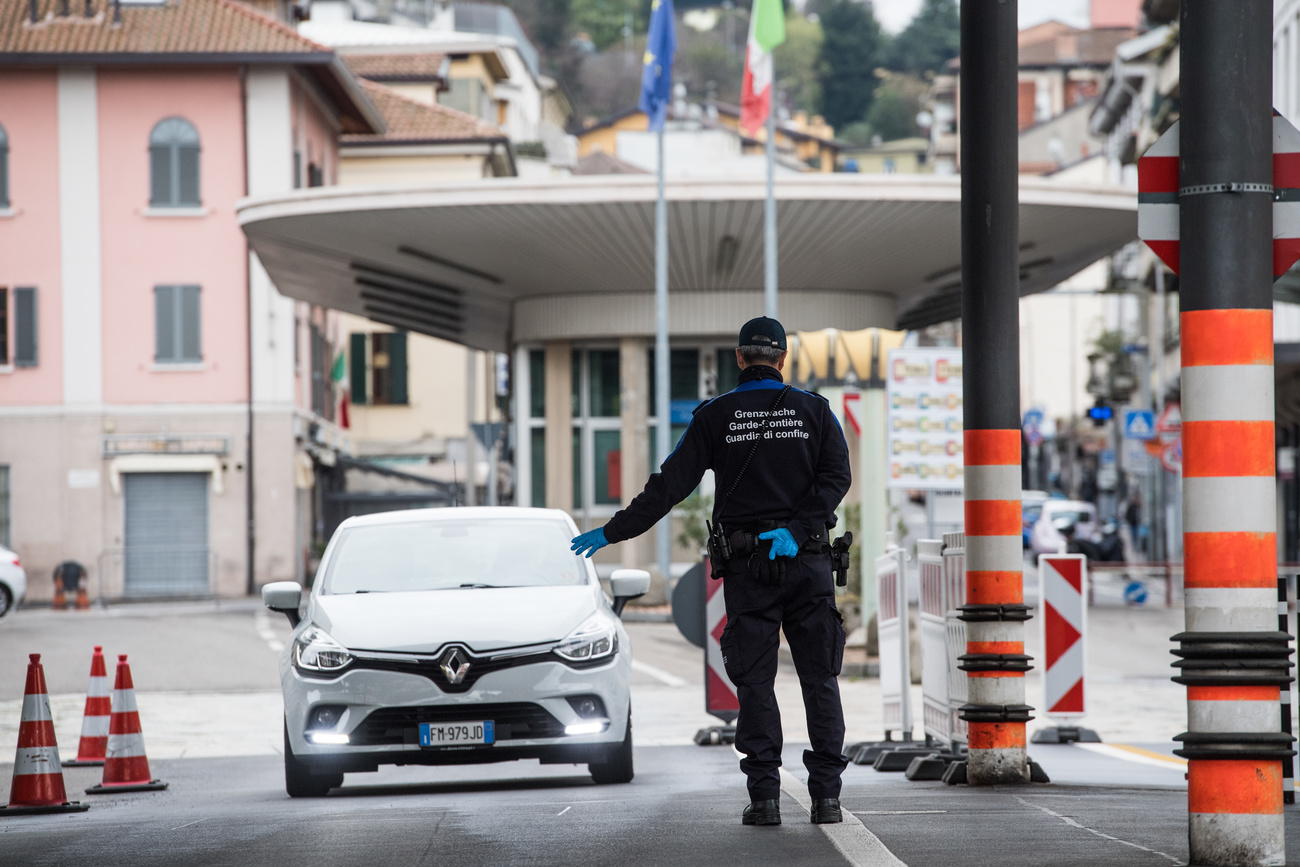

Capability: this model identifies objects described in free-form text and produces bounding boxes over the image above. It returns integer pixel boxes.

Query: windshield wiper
[432,583,523,590]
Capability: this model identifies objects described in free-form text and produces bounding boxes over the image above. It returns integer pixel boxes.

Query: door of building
[123,472,210,597]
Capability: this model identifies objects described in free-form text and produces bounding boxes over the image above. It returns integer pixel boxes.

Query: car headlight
[554,614,618,663]
[293,626,353,674]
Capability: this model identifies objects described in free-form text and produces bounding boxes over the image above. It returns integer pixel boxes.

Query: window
[0,288,7,364]
[0,465,9,548]
[0,123,9,208]
[149,117,200,207]
[307,162,324,188]
[154,285,201,363]
[14,287,35,366]
[349,331,408,406]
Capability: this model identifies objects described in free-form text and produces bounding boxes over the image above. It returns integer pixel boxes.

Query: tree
[570,0,640,52]
[816,0,886,132]
[864,72,927,140]
[888,0,959,75]
[775,13,823,116]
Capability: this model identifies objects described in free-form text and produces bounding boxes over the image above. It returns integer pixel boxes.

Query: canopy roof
[237,174,1137,352]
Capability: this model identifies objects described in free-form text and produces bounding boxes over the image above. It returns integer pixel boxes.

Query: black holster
[830,532,853,587]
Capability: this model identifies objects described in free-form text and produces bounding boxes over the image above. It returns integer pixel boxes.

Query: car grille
[351,702,566,746]
[348,648,557,693]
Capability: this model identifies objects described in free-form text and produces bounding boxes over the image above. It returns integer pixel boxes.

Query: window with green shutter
[367,331,409,406]
[154,285,199,363]
[14,287,37,367]
[350,333,368,404]
[388,331,408,405]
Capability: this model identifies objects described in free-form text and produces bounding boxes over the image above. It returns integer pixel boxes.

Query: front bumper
[282,651,631,771]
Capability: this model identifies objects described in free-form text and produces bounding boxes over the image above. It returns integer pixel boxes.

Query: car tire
[589,710,633,785]
[0,585,11,618]
[284,721,343,798]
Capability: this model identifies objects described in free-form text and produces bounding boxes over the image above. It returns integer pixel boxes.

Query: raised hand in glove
[758,528,799,560]
[570,527,608,558]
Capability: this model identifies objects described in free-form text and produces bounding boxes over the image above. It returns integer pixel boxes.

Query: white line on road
[171,818,211,831]
[1072,742,1188,770]
[1012,796,1184,865]
[630,659,688,688]
[854,811,947,815]
[778,768,908,867]
[268,640,284,652]
[556,806,571,817]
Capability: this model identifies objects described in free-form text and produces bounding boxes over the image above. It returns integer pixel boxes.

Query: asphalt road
[1,600,1297,865]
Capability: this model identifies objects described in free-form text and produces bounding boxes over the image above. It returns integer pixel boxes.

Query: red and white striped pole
[957,0,1031,786]
[1174,4,1291,864]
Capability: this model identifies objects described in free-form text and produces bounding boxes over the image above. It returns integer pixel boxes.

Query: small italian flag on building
[740,0,786,135]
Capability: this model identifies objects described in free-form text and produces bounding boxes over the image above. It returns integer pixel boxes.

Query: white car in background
[0,545,27,617]
[262,507,649,798]
[1030,500,1099,558]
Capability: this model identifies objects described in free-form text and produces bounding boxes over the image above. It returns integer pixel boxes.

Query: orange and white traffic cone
[85,654,167,794]
[65,646,110,767]
[0,654,89,816]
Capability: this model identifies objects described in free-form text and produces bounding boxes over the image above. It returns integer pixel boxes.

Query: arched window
[149,117,200,207]
[0,123,9,209]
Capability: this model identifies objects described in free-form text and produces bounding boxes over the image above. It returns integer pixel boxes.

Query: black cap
[737,316,787,351]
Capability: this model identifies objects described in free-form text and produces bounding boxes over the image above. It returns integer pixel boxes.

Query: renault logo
[439,647,472,685]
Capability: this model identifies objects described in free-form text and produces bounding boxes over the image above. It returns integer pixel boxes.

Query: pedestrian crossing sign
[1123,409,1155,441]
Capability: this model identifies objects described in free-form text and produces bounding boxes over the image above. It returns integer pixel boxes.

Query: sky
[872,0,1092,35]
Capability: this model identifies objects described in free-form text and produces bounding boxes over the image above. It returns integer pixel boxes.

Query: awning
[237,174,1138,350]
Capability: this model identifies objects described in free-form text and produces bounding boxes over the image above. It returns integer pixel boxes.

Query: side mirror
[609,569,650,617]
[262,581,304,627]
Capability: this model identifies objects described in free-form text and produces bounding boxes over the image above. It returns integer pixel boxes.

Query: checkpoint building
[238,172,1137,573]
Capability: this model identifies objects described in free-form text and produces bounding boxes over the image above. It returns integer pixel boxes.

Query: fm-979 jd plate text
[419,721,495,746]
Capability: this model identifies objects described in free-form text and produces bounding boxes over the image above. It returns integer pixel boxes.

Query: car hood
[308,585,601,653]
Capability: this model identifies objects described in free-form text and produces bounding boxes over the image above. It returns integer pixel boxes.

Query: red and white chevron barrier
[1138,111,1300,278]
[1039,555,1087,719]
[66,646,111,767]
[85,654,168,794]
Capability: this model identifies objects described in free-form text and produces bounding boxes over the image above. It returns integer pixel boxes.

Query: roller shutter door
[123,473,209,597]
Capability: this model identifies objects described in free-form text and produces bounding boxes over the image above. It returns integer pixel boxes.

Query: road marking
[779,768,908,867]
[1012,796,1183,865]
[556,806,571,816]
[171,818,210,831]
[854,810,947,815]
[1073,742,1188,769]
[254,611,286,655]
[630,659,688,688]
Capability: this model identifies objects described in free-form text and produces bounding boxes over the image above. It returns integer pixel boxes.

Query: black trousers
[719,552,848,801]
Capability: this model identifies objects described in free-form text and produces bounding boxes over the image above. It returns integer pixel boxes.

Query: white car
[1030,500,1099,557]
[0,545,27,617]
[262,507,649,798]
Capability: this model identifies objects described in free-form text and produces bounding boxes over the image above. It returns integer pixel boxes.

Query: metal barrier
[941,532,969,747]
[96,546,216,601]
[876,545,913,739]
[918,539,949,744]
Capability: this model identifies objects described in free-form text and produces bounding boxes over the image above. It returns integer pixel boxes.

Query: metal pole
[655,126,671,583]
[1153,265,1167,562]
[1177,3,1284,864]
[465,349,477,507]
[859,331,887,638]
[764,110,778,319]
[959,0,1030,786]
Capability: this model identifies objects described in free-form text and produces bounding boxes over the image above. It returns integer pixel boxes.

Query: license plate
[419,721,494,747]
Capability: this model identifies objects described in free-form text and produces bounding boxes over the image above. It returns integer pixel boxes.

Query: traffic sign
[1124,581,1149,606]
[843,391,861,437]
[1138,110,1300,278]
[1160,439,1182,473]
[1040,554,1087,720]
[1123,409,1155,441]
[1023,408,1044,447]
[1155,402,1181,435]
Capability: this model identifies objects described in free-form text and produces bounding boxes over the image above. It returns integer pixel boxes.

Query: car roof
[335,506,575,530]
[1043,500,1095,512]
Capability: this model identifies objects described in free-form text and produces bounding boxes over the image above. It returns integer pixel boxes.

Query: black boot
[742,799,781,826]
[810,798,842,824]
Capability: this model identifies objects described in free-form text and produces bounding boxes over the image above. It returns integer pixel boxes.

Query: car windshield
[321,517,590,594]
[1046,507,1093,525]
[1023,505,1043,524]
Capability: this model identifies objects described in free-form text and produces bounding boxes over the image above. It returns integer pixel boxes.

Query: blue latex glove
[758,528,799,560]
[571,527,608,558]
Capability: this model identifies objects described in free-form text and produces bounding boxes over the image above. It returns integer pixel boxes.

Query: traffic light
[1088,399,1113,427]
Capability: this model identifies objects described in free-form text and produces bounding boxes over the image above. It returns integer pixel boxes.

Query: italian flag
[740,0,786,135]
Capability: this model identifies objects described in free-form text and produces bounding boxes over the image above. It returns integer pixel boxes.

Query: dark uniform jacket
[603,365,852,549]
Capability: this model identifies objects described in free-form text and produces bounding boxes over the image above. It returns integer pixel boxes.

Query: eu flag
[639,0,677,131]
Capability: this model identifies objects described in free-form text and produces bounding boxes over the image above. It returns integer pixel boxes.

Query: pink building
[0,0,381,600]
